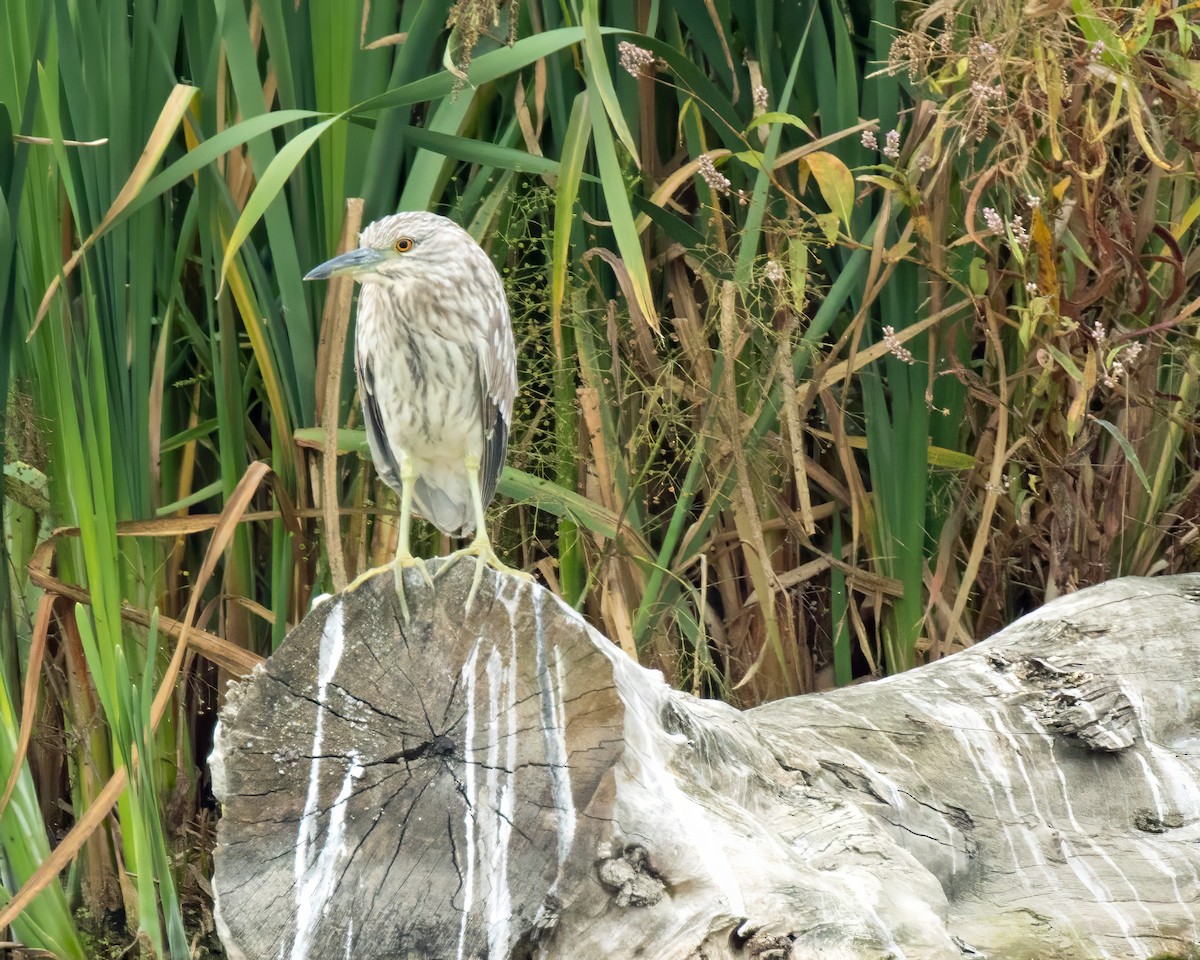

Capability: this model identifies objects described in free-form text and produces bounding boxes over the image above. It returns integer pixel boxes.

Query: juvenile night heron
[305,211,525,617]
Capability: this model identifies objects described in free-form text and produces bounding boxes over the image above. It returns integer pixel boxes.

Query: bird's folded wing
[476,299,517,508]
[356,348,403,494]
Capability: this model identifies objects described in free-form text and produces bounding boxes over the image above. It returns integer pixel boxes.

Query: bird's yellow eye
[394,237,414,253]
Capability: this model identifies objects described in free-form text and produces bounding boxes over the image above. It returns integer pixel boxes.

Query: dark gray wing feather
[478,365,509,510]
[476,295,516,512]
[356,348,403,497]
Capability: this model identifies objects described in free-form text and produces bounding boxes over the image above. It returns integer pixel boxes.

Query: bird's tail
[411,477,475,539]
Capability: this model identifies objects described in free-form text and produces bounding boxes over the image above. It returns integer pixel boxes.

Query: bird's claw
[346,563,392,593]
[435,536,530,614]
[392,554,432,623]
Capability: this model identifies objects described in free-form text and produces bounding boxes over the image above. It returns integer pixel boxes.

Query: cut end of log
[212,569,1200,960]
[212,559,635,960]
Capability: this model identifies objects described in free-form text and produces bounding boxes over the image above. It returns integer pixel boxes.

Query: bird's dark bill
[304,247,387,280]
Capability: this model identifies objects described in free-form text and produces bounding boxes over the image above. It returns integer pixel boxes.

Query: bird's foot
[346,563,393,593]
[392,553,434,622]
[436,536,531,613]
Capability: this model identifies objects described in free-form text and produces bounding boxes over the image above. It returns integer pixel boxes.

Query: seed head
[971,81,1004,103]
[697,153,732,195]
[1010,215,1030,247]
[618,41,656,78]
[883,129,902,160]
[882,325,916,364]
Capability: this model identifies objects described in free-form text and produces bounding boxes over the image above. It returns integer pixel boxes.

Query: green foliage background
[0,0,1197,954]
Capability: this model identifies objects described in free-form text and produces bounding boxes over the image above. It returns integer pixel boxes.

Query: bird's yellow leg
[436,454,531,612]
[346,457,430,621]
[392,458,435,618]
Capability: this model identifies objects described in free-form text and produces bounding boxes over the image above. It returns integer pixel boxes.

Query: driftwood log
[211,566,1200,960]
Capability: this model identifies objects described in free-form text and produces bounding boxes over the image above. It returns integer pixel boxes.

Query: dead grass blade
[0,462,273,934]
[316,198,365,590]
[946,306,1010,640]
[29,84,198,340]
[779,314,815,536]
[715,282,793,693]
[25,562,261,677]
[582,248,660,362]
[0,594,57,820]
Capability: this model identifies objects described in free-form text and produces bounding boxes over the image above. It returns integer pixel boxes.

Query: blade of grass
[0,461,272,932]
[587,87,658,331]
[29,83,198,338]
[580,0,639,162]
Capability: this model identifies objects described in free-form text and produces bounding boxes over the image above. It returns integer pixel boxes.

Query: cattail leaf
[218,117,339,292]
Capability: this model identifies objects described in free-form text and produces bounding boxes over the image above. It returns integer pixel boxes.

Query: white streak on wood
[1126,684,1200,816]
[291,751,360,960]
[1133,753,1166,820]
[482,639,517,960]
[553,645,569,742]
[1137,840,1198,941]
[1057,836,1138,958]
[992,704,1150,939]
[1020,707,1153,958]
[863,901,911,960]
[533,591,576,868]
[987,709,1045,822]
[900,693,1027,876]
[1145,740,1200,815]
[456,642,480,960]
[590,630,747,916]
[835,746,906,809]
[957,703,1076,900]
[290,600,347,960]
[819,700,939,799]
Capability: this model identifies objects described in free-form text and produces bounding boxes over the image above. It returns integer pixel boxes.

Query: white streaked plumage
[305,211,523,616]
[351,213,515,536]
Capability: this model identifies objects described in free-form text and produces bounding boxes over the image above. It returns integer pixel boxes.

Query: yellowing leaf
[1031,207,1059,310]
[1126,82,1180,171]
[746,111,812,135]
[1176,194,1200,239]
[805,151,855,230]
[928,446,979,470]
[857,174,901,192]
[1067,349,1098,441]
[815,212,840,245]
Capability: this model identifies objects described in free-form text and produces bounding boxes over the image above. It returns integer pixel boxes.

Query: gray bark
[211,567,1200,960]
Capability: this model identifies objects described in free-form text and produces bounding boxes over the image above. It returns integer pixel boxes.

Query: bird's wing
[476,295,516,509]
[356,345,403,496]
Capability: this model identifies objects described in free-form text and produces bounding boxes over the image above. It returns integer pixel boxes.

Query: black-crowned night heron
[305,211,526,617]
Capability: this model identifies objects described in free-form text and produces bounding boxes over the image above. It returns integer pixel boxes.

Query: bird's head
[303,211,474,283]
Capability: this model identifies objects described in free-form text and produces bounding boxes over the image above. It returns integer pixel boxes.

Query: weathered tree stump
[211,567,1200,960]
